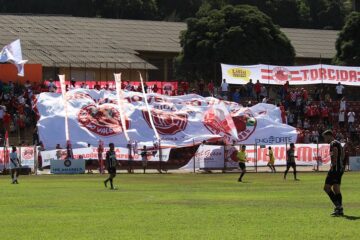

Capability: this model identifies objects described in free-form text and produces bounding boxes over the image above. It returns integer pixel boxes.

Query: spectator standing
[245,79,254,97]
[198,80,205,96]
[254,80,262,102]
[181,81,189,94]
[338,110,345,129]
[321,105,330,126]
[260,85,267,100]
[303,118,310,130]
[47,79,57,93]
[347,110,355,129]
[208,82,214,96]
[336,82,345,100]
[125,81,133,91]
[287,111,295,126]
[94,82,101,90]
[221,79,229,99]
[232,89,241,103]
[339,97,346,112]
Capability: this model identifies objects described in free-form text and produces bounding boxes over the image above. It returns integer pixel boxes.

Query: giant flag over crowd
[35,89,297,149]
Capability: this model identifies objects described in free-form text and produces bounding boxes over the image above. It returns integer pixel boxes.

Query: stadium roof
[0,15,339,68]
[281,28,339,60]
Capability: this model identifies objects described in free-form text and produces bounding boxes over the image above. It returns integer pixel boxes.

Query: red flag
[5,130,9,148]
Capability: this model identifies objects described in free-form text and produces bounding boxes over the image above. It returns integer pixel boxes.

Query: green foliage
[1,173,360,239]
[156,0,203,21]
[0,0,351,29]
[334,12,360,66]
[176,4,295,81]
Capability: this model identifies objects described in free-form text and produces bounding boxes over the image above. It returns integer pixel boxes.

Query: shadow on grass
[343,215,360,221]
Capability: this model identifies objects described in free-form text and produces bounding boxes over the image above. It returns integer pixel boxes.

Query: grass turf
[0,172,359,240]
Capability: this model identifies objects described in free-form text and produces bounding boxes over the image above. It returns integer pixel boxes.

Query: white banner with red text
[222,63,360,86]
[35,89,297,149]
[40,147,171,167]
[181,144,331,170]
[0,147,36,170]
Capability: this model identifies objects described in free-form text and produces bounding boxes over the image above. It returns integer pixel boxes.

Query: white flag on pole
[0,39,28,76]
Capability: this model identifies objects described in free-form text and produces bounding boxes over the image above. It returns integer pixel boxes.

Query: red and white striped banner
[222,63,360,86]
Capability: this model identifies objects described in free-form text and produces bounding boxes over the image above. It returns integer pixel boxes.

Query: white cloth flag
[0,39,28,76]
[35,89,297,149]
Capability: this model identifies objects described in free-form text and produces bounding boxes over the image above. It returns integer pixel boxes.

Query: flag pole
[139,72,160,141]
[114,73,130,142]
[139,72,162,172]
[59,74,72,159]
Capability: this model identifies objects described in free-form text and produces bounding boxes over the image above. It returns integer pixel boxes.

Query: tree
[175,4,295,81]
[156,0,203,21]
[333,12,360,66]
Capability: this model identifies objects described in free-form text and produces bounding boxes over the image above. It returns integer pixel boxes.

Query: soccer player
[322,130,345,216]
[104,143,118,190]
[266,146,276,173]
[237,145,248,182]
[141,146,148,174]
[9,146,21,184]
[284,143,299,181]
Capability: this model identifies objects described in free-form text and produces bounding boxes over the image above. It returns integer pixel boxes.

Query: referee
[237,145,248,182]
[322,130,345,216]
[104,143,118,190]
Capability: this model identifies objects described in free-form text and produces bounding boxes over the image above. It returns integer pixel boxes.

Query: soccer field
[0,172,359,240]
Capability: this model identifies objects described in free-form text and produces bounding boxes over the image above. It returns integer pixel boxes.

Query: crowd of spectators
[1,78,360,158]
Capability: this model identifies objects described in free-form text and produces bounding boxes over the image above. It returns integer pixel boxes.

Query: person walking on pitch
[266,146,276,173]
[104,143,118,190]
[237,145,248,182]
[322,130,345,216]
[284,143,299,180]
[9,146,21,184]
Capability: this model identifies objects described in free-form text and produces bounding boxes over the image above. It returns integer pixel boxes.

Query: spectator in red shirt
[254,80,262,102]
[181,81,189,94]
[94,82,101,90]
[321,105,330,126]
[152,84,159,93]
[198,80,205,96]
[3,111,11,132]
[302,88,308,102]
[208,82,214,96]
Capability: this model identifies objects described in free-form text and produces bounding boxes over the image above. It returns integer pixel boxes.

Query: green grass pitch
[0,172,359,240]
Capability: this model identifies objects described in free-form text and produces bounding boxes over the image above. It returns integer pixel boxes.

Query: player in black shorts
[322,130,345,216]
[284,143,299,181]
[104,143,118,190]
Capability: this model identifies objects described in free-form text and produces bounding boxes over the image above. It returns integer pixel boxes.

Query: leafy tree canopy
[333,12,360,66]
[176,4,295,80]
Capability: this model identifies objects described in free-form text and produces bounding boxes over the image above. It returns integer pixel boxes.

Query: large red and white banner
[40,147,171,167]
[35,89,297,149]
[222,63,360,86]
[182,143,331,170]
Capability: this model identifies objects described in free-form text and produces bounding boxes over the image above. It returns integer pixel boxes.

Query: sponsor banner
[222,63,360,86]
[349,157,360,171]
[0,147,9,169]
[36,89,297,149]
[41,147,170,167]
[50,159,86,174]
[182,144,331,170]
[197,145,224,169]
[20,147,35,169]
